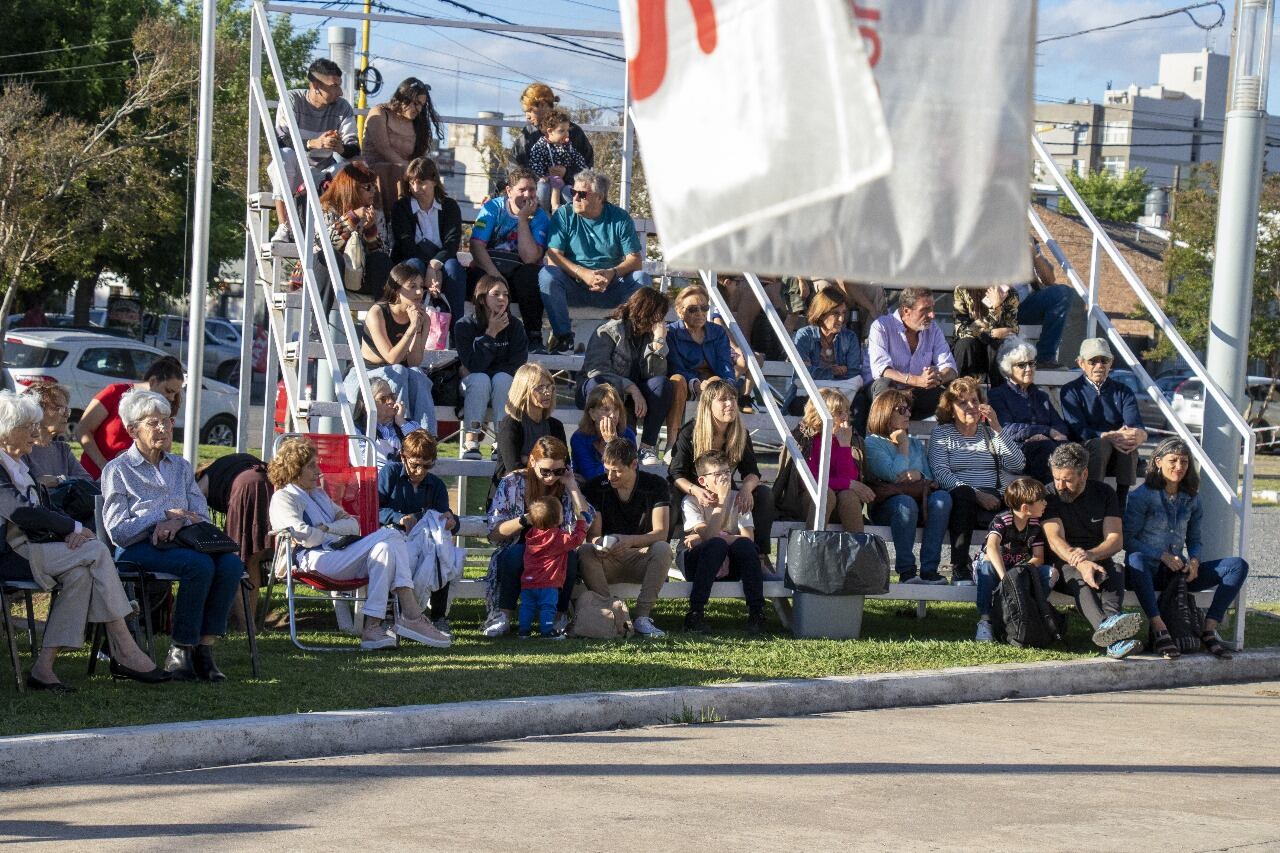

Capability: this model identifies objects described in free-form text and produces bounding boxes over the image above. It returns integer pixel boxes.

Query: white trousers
[302,527,421,620]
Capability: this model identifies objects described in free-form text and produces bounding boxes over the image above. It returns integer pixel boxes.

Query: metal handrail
[1029,135,1253,649]
[699,271,832,529]
[250,1,377,452]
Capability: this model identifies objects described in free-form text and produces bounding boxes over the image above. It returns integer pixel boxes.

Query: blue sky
[280,0,1280,123]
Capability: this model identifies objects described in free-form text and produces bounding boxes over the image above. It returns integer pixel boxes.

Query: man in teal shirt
[539,169,650,353]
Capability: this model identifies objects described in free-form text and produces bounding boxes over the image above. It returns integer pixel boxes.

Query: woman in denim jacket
[784,290,866,426]
[1122,437,1248,659]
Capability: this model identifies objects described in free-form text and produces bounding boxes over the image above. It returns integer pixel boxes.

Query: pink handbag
[424,307,450,350]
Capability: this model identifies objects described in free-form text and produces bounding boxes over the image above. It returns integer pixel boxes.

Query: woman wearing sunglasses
[666,285,741,452]
[482,436,595,637]
[863,389,953,584]
[987,336,1070,482]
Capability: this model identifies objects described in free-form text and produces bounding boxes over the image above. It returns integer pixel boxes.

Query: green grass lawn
[3,596,1278,739]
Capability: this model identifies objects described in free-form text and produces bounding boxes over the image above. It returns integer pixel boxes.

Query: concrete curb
[4,650,1279,788]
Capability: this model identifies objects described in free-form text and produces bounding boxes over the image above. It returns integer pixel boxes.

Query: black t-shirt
[583,470,670,536]
[203,453,265,514]
[1043,479,1120,553]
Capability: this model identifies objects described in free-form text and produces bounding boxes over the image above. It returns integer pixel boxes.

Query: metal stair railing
[700,271,833,530]
[1028,134,1254,649]
[244,0,376,453]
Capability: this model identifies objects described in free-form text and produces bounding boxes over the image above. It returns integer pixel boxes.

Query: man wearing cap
[1059,338,1147,509]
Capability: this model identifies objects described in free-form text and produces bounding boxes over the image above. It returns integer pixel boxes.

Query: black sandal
[1201,629,1233,659]
[1152,629,1181,659]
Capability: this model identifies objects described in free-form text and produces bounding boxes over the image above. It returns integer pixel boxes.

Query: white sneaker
[633,616,666,638]
[395,614,452,648]
[639,447,661,467]
[461,440,482,461]
[975,620,994,643]
[481,611,511,638]
[552,611,570,634]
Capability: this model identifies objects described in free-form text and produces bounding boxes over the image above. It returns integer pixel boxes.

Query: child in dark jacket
[520,493,588,638]
[528,107,588,212]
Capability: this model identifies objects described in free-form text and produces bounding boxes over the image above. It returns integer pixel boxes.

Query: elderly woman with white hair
[0,391,167,690]
[987,336,1071,482]
[101,390,245,682]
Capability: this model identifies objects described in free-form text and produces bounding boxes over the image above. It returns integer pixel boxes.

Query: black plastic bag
[785,530,889,595]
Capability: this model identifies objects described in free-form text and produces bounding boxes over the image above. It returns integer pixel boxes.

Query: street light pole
[1200,0,1273,557]
[183,0,217,465]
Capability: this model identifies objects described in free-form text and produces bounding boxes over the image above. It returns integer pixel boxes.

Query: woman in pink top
[775,388,876,532]
[361,78,444,215]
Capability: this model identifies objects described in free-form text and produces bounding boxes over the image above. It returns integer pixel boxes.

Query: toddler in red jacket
[521,494,587,638]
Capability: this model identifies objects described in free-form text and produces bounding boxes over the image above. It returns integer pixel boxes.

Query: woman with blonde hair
[667,377,776,558]
[784,289,866,422]
[666,284,740,450]
[267,436,450,650]
[571,383,637,482]
[482,435,595,637]
[495,363,565,483]
[927,376,1025,584]
[773,388,875,532]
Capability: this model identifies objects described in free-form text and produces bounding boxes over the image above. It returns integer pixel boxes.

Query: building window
[1193,66,1203,81]
[1102,123,1128,145]
[1072,159,1085,177]
[1074,123,1089,145]
[1102,156,1126,176]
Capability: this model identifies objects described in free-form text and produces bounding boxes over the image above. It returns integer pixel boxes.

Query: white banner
[626,0,1035,288]
[620,0,892,267]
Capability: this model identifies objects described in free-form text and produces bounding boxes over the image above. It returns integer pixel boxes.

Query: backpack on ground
[1152,572,1204,654]
[991,564,1066,648]
[569,590,634,639]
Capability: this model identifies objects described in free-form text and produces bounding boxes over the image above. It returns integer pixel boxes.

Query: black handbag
[155,521,237,555]
[328,534,362,550]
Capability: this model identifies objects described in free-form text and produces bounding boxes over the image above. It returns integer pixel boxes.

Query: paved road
[2,681,1278,851]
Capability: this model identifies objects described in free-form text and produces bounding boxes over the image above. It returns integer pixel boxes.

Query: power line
[1038,1,1226,45]
[418,0,623,61]
[0,37,133,61]
[0,57,140,78]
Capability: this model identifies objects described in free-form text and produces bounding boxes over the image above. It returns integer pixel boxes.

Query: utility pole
[1200,0,1273,557]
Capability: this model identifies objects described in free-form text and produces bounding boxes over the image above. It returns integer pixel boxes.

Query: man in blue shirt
[1059,338,1147,509]
[468,166,552,349]
[538,168,650,354]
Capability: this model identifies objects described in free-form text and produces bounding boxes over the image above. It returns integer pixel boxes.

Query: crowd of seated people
[8,71,1252,695]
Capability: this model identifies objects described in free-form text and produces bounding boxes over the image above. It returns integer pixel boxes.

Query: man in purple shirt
[866,288,958,419]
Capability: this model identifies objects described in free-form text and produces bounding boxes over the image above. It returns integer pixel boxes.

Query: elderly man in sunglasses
[538,169,650,354]
[268,58,360,241]
[1059,338,1147,511]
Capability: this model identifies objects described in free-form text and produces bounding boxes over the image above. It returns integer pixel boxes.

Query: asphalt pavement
[2,680,1277,851]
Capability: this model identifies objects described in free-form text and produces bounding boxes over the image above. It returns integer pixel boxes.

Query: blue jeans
[1125,553,1250,624]
[461,371,514,431]
[868,490,952,578]
[975,557,1052,617]
[577,375,673,447]
[438,258,467,342]
[344,363,437,436]
[495,543,579,614]
[538,265,650,337]
[518,586,559,635]
[116,542,245,647]
[1017,284,1073,363]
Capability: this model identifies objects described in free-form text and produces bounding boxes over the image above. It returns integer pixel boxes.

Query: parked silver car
[2,329,240,445]
[143,314,250,385]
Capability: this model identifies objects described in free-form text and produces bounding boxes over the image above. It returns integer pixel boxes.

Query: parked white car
[1170,375,1279,449]
[1,329,240,446]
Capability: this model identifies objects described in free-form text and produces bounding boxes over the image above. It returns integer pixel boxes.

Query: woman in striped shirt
[927,376,1025,584]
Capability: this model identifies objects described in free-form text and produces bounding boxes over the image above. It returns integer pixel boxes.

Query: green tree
[1059,167,1150,222]
[1144,163,1280,419]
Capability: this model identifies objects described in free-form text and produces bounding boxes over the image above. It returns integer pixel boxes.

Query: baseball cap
[1078,338,1113,362]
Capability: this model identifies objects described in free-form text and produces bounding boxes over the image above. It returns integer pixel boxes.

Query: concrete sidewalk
[1,680,1278,851]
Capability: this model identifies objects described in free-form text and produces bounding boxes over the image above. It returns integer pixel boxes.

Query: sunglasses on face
[893,405,911,415]
[536,466,567,478]
[1087,357,1112,366]
[571,189,592,199]
[1012,361,1035,370]
[682,304,708,314]
[533,384,554,394]
[308,74,342,92]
